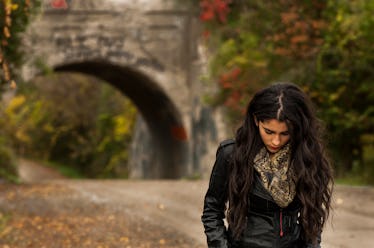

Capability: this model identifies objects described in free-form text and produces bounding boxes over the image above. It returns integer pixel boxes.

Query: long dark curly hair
[227,82,334,243]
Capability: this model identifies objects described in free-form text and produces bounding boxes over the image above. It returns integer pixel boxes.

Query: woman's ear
[253,115,259,126]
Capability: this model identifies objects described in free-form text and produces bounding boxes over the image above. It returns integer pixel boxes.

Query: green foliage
[41,159,84,179]
[0,0,41,90]
[195,0,374,180]
[308,0,374,175]
[362,140,374,184]
[0,136,18,182]
[201,1,329,124]
[1,73,137,178]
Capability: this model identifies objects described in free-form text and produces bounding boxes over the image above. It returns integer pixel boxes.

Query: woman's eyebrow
[261,125,289,134]
[261,125,274,133]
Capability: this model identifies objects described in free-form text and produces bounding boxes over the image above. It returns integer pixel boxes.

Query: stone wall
[22,0,229,178]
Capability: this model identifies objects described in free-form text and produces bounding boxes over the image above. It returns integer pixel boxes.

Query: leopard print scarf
[253,143,296,208]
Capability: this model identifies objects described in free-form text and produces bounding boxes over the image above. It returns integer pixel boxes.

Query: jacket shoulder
[217,139,235,156]
[219,139,235,148]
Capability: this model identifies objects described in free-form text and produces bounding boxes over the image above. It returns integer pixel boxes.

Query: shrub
[0,139,18,183]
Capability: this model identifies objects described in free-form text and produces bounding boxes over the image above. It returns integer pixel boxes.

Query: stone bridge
[22,0,227,179]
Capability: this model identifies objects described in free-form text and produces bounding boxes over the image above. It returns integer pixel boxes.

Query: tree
[196,0,374,177]
[1,73,137,178]
[309,0,374,175]
[0,0,40,91]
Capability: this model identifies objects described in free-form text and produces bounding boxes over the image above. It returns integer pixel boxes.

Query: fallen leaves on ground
[0,183,203,248]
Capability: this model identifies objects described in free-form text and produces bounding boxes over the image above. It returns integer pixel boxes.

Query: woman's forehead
[260,119,289,132]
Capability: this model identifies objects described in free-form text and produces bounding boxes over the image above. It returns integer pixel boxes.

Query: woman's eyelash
[264,129,289,135]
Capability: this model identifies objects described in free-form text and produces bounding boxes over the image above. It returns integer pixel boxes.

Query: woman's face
[256,118,290,154]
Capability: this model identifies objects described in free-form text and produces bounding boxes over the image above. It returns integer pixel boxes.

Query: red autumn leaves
[219,67,247,113]
[271,5,327,59]
[199,1,243,111]
[200,0,232,23]
[199,1,329,117]
[51,0,69,9]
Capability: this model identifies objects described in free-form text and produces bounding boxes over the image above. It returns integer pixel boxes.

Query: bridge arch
[54,60,188,179]
[22,0,226,179]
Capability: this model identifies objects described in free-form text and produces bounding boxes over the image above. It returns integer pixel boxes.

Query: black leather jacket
[201,140,321,248]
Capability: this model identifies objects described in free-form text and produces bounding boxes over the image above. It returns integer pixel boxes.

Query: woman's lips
[269,146,280,151]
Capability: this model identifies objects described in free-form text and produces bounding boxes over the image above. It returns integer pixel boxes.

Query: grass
[362,144,374,185]
[182,173,202,181]
[42,159,84,179]
[335,177,369,186]
[335,144,374,186]
[0,168,20,184]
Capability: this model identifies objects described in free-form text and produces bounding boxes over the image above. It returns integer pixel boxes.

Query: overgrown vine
[0,0,40,92]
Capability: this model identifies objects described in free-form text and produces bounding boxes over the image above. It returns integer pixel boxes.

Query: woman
[201,83,333,248]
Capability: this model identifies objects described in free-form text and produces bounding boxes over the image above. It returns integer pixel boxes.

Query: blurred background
[0,0,374,184]
[0,0,373,247]
[1,0,372,184]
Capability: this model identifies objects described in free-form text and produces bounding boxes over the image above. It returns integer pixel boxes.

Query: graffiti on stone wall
[53,35,165,71]
[192,106,218,172]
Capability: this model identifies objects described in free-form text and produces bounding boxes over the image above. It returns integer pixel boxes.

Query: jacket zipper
[279,209,284,237]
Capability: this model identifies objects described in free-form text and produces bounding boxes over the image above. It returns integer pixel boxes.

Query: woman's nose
[272,135,280,146]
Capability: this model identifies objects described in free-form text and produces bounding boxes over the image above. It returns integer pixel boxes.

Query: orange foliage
[271,1,327,59]
[219,67,242,89]
[224,91,241,108]
[291,35,309,44]
[200,0,232,23]
[281,12,299,25]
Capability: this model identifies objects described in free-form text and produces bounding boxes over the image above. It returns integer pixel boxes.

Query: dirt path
[0,160,373,247]
[17,158,65,183]
[0,181,205,248]
[61,180,209,245]
[323,185,374,248]
[57,181,374,248]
